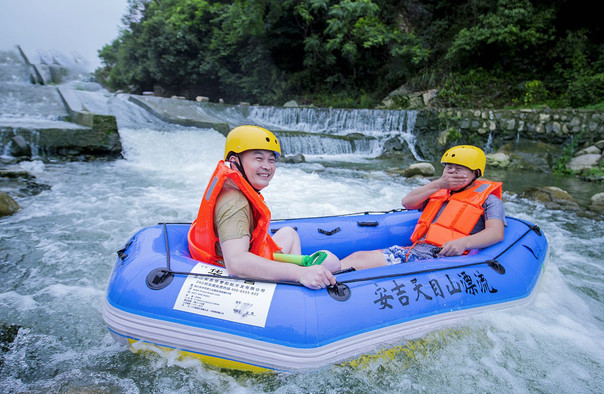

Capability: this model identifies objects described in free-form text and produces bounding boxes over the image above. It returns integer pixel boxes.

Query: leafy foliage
[96,0,604,108]
[552,132,581,175]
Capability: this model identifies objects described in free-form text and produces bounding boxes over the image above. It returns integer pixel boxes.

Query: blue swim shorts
[381,245,415,265]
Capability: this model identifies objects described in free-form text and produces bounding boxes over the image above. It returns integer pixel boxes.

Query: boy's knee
[320,250,341,272]
[273,226,292,241]
[283,226,297,236]
[276,226,296,238]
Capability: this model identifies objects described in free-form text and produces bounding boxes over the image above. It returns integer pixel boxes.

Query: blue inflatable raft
[102,210,548,372]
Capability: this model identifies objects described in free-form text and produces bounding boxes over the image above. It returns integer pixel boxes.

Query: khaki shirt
[213,182,254,258]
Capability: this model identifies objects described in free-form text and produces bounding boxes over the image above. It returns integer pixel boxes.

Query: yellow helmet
[224,125,281,160]
[441,145,486,176]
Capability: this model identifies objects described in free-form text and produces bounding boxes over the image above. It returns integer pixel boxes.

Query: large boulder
[379,136,417,159]
[0,191,20,216]
[486,152,511,169]
[8,135,31,157]
[283,100,299,108]
[281,153,306,164]
[575,145,601,156]
[590,192,604,213]
[402,162,436,177]
[521,186,581,211]
[497,140,561,173]
[567,153,602,172]
[386,162,436,178]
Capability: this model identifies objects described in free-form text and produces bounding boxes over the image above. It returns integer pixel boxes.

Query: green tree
[95,0,603,108]
[445,0,555,68]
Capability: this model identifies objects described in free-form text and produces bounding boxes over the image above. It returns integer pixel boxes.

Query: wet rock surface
[521,186,582,211]
[0,165,50,198]
[0,47,121,161]
[0,190,20,216]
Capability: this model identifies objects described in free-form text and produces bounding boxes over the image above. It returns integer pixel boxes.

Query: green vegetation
[552,136,580,175]
[96,0,604,109]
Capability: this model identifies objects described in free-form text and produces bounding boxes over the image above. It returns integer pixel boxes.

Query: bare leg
[271,226,301,254]
[340,250,387,270]
[319,250,341,273]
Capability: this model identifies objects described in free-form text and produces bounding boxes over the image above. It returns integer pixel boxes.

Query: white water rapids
[1,94,603,393]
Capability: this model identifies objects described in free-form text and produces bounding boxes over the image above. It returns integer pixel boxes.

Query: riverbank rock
[567,140,603,175]
[283,100,299,108]
[281,153,305,164]
[568,153,601,171]
[1,322,21,368]
[521,186,581,211]
[380,84,438,109]
[0,191,20,216]
[590,192,604,213]
[385,162,435,178]
[402,162,435,177]
[380,136,417,160]
[8,135,32,157]
[0,167,50,197]
[486,152,511,169]
[496,140,561,173]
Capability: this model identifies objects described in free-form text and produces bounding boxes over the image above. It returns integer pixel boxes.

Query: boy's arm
[437,218,505,257]
[402,179,444,209]
[220,236,336,290]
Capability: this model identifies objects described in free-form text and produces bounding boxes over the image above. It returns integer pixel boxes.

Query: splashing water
[1,111,604,392]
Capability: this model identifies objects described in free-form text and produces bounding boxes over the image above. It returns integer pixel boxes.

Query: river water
[1,91,604,393]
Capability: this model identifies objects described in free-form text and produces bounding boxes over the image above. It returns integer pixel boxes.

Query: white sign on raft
[173,263,277,327]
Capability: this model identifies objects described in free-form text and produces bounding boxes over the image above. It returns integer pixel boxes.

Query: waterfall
[485,132,493,152]
[247,106,416,135]
[277,132,380,156]
[245,106,418,157]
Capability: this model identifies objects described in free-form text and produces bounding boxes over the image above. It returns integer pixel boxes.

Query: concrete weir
[0,46,122,160]
[128,95,230,136]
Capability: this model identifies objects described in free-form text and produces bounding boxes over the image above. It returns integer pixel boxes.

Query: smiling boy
[188,125,339,289]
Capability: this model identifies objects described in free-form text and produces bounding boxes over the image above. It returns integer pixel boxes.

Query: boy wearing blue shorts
[341,145,505,270]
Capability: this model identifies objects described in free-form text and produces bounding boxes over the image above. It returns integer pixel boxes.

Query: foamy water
[1,126,603,393]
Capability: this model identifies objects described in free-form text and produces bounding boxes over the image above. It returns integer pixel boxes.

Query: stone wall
[412,108,604,160]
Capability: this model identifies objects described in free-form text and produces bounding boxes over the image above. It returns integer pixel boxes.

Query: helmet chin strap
[230,154,260,193]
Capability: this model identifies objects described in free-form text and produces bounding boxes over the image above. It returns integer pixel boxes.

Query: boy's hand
[438,237,469,256]
[298,265,336,290]
[439,170,470,190]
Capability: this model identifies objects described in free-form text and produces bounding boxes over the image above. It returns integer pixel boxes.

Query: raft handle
[270,226,297,235]
[116,239,134,261]
[357,221,378,227]
[318,227,341,236]
[486,260,506,274]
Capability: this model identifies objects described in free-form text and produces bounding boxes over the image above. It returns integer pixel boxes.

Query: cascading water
[1,65,603,392]
[245,106,421,159]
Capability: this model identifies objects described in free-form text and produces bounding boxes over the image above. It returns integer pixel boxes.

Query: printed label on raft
[373,269,498,310]
[173,264,276,327]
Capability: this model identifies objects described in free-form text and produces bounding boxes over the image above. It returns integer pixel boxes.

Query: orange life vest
[410,180,502,247]
[187,161,281,266]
